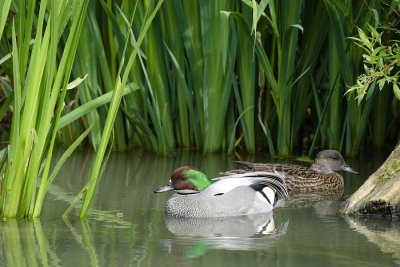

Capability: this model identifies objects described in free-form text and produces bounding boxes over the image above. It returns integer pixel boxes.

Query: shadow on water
[0,149,399,266]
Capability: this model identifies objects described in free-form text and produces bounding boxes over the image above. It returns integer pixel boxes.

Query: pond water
[1,149,399,267]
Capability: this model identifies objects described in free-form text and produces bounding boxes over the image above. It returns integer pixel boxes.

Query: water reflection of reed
[1,219,62,267]
[0,217,139,266]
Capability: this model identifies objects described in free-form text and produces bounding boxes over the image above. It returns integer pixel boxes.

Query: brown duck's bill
[154,182,174,193]
[342,165,359,175]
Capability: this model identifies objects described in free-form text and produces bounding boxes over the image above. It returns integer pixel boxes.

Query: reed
[0,0,90,218]
[79,0,165,218]
[0,0,11,39]
[0,0,399,217]
[38,1,400,156]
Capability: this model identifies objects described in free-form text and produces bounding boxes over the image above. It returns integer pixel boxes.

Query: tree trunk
[343,143,400,216]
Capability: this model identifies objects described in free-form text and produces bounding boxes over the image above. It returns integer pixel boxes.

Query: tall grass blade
[202,1,236,153]
[33,125,92,217]
[0,0,12,39]
[79,0,165,218]
[235,6,255,153]
[58,84,138,130]
[0,0,91,218]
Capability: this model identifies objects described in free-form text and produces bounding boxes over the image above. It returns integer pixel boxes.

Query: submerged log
[343,143,400,217]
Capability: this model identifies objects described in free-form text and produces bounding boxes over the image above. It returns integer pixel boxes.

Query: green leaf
[358,27,370,47]
[393,83,400,101]
[290,24,303,33]
[370,9,379,29]
[378,79,385,91]
[48,125,92,186]
[0,0,12,39]
[66,74,88,90]
[58,84,138,129]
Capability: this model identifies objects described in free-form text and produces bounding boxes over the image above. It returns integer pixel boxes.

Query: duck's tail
[247,171,289,201]
[214,171,288,201]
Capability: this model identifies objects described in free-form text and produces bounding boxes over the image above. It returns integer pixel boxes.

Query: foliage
[78,0,165,218]
[0,0,400,217]
[1,0,396,158]
[347,26,400,103]
[0,0,90,218]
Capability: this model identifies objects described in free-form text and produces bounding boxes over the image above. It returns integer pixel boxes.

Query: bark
[343,143,400,216]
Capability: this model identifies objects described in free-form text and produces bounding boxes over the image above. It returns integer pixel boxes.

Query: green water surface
[0,150,399,267]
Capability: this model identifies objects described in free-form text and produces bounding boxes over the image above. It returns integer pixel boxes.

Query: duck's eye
[181,175,187,181]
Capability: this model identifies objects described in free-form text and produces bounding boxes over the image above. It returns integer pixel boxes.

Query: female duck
[223,150,358,193]
[154,166,288,218]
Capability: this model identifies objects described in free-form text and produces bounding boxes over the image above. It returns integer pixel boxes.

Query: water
[1,149,399,267]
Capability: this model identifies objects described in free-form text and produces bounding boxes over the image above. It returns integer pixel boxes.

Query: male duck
[222,150,358,193]
[154,166,288,218]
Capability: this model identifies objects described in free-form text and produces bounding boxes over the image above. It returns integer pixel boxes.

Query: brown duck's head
[311,150,358,175]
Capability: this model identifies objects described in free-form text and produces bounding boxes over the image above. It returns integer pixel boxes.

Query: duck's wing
[221,162,312,192]
[210,172,288,199]
[271,165,344,192]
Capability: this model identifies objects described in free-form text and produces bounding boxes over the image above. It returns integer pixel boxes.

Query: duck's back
[226,162,344,192]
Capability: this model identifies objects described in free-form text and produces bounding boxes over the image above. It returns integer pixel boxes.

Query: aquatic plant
[3,0,397,157]
[0,0,91,218]
[61,0,399,156]
[0,0,399,218]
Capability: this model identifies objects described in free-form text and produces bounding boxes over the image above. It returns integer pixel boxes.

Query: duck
[154,166,288,218]
[221,150,358,193]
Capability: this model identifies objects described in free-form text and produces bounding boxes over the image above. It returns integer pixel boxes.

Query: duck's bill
[154,182,174,193]
[342,165,359,175]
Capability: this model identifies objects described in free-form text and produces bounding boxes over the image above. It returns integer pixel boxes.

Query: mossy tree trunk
[343,143,400,216]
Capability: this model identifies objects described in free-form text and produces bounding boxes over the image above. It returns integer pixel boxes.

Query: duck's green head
[154,166,211,193]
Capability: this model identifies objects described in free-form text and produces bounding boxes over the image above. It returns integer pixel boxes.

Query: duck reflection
[313,200,343,216]
[287,190,343,209]
[160,211,288,256]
